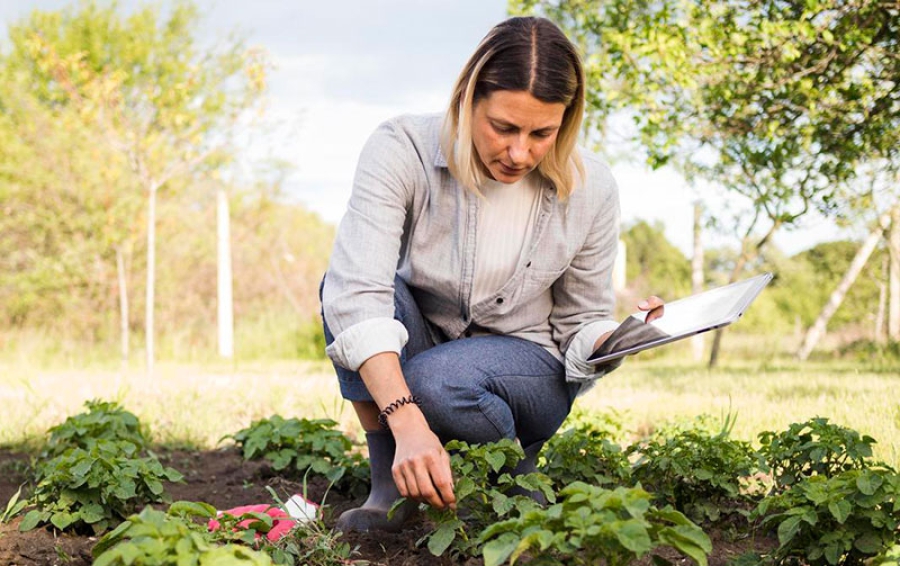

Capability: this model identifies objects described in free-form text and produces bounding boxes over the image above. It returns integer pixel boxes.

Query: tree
[797,211,893,360]
[0,68,140,339]
[2,0,267,372]
[620,220,691,301]
[511,0,900,365]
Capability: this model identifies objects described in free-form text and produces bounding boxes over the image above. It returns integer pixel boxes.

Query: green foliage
[793,241,887,329]
[418,439,555,559]
[18,439,183,534]
[871,543,900,566]
[228,416,369,496]
[540,413,631,491]
[0,0,337,365]
[836,339,900,366]
[92,505,274,566]
[95,497,364,566]
[622,220,691,302]
[757,417,876,492]
[513,0,900,299]
[629,418,759,523]
[753,467,900,566]
[480,482,711,566]
[43,400,147,458]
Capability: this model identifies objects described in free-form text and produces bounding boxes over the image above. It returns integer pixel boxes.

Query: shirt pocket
[520,265,567,300]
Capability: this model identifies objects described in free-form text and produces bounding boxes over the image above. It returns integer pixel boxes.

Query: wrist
[378,394,423,429]
[384,402,427,433]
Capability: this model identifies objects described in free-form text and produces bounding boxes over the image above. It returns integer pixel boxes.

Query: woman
[320,16,663,533]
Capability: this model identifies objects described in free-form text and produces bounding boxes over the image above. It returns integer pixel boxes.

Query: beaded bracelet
[378,395,421,429]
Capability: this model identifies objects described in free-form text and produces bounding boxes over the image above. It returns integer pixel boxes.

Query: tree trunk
[797,211,892,361]
[116,246,129,366]
[691,201,705,361]
[146,187,156,376]
[875,254,887,343]
[889,206,900,340]
[217,187,234,359]
[708,220,781,367]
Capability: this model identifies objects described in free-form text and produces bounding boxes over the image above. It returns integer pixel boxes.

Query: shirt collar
[434,145,448,168]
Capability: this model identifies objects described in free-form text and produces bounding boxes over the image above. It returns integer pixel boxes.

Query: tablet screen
[587,272,772,364]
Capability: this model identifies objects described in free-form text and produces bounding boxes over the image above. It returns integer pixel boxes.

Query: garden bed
[0,447,775,565]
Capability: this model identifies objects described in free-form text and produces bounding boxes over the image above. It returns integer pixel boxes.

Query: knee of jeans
[407,364,513,444]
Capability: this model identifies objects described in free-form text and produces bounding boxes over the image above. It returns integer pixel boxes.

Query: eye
[491,122,516,135]
[532,131,553,139]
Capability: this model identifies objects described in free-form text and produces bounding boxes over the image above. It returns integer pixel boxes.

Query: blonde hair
[441,17,586,200]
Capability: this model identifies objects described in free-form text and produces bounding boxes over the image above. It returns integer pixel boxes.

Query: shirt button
[496,297,504,304]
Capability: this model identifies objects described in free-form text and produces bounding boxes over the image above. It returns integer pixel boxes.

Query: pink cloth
[208,504,296,542]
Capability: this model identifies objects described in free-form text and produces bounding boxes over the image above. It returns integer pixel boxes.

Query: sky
[1,0,857,256]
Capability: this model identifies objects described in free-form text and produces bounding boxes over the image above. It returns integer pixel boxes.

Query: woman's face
[471,90,566,184]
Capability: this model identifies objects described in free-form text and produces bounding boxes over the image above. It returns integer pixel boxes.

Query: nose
[508,136,529,165]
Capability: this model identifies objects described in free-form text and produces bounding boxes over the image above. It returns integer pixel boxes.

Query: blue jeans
[320,276,581,450]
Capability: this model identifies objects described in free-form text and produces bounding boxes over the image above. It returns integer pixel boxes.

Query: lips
[498,162,526,176]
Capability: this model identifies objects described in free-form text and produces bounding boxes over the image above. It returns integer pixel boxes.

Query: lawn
[1,356,896,468]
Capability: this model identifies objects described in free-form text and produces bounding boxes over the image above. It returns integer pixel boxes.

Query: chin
[492,169,526,183]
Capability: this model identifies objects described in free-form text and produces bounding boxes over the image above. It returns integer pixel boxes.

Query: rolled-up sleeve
[550,158,621,382]
[322,120,420,371]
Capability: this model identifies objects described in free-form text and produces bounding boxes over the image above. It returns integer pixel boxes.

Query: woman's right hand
[388,406,457,511]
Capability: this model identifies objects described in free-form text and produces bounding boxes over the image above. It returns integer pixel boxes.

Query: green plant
[42,400,148,459]
[540,420,631,490]
[416,439,555,559]
[93,505,275,566]
[753,466,900,566]
[228,416,369,496]
[758,417,876,492]
[870,543,900,566]
[96,497,367,566]
[480,481,712,566]
[629,417,759,523]
[16,439,183,534]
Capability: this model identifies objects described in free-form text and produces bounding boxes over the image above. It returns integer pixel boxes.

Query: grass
[579,358,900,468]
[0,359,360,451]
[1,348,897,469]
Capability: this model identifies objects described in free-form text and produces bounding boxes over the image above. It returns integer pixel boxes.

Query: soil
[0,448,775,565]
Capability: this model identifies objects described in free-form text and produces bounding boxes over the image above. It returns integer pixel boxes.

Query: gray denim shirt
[322,113,620,381]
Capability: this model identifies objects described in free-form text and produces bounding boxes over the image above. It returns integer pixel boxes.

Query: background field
[3,353,897,470]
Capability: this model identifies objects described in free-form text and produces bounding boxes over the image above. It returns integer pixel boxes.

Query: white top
[472,173,542,304]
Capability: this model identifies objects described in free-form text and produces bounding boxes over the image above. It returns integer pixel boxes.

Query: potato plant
[15,439,183,534]
[42,399,148,459]
[757,417,877,492]
[753,466,900,565]
[92,505,275,566]
[539,421,631,491]
[628,422,759,523]
[414,439,555,559]
[4,401,184,535]
[95,499,365,566]
[228,416,369,496]
[479,482,711,566]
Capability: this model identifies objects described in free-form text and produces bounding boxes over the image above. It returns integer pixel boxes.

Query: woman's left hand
[638,295,665,323]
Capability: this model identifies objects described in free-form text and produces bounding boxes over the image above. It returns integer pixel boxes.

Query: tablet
[586,272,774,365]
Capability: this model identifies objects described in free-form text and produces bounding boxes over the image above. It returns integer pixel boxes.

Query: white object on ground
[285,494,319,522]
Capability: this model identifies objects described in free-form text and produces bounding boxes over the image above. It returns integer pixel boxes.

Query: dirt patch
[0,448,774,565]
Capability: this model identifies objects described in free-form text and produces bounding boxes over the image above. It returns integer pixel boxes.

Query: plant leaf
[427,521,458,556]
[482,533,520,566]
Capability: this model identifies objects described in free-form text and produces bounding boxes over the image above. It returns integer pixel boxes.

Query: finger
[392,463,413,500]
[412,457,444,509]
[432,451,456,510]
[637,296,664,310]
[645,304,665,323]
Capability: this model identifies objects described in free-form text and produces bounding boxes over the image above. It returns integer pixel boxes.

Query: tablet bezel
[586,272,774,365]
